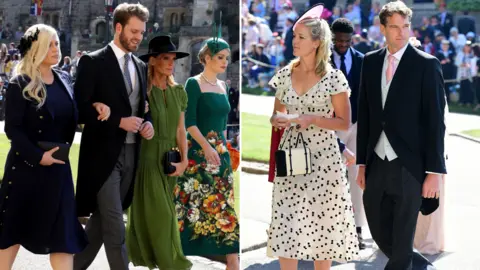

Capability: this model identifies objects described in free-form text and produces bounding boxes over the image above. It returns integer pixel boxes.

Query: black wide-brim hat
[139,35,190,62]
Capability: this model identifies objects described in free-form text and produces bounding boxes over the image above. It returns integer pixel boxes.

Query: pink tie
[386,54,396,83]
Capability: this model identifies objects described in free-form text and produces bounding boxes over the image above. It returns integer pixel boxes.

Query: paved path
[240,135,480,269]
[12,246,225,269]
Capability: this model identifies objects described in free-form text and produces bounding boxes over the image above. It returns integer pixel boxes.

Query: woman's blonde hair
[147,54,177,96]
[198,44,212,66]
[290,18,332,77]
[15,24,61,108]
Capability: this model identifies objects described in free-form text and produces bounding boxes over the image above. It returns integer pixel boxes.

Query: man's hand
[357,165,366,190]
[342,147,356,166]
[423,174,442,199]
[139,121,154,140]
[120,117,143,133]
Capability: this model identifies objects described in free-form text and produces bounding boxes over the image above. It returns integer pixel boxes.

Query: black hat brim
[139,51,190,62]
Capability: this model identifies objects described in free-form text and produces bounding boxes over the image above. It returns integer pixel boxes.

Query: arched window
[170,13,179,32]
[190,40,204,76]
[180,13,186,25]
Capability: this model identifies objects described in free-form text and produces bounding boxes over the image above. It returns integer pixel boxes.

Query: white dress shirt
[374,43,409,161]
[332,49,352,75]
[109,41,138,93]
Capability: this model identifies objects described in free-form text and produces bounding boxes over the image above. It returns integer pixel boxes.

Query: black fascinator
[18,28,40,57]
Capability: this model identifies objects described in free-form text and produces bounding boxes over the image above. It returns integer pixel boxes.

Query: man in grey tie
[73,3,154,269]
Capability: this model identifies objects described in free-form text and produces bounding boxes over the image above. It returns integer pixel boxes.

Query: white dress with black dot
[267,65,359,262]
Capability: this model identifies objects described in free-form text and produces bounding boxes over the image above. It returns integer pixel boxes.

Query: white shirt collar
[332,48,351,59]
[109,41,132,60]
[386,42,409,61]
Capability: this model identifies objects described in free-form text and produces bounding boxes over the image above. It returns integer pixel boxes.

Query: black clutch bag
[163,147,181,174]
[38,141,71,162]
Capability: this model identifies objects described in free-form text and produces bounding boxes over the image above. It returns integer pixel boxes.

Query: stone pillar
[176,36,193,85]
[192,0,213,27]
[71,34,79,58]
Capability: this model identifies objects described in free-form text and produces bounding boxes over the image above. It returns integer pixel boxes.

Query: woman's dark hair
[472,43,480,57]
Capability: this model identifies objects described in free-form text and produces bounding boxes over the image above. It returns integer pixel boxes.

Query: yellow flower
[209,224,216,233]
[194,180,199,191]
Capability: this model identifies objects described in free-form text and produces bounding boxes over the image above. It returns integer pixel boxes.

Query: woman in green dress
[173,36,240,269]
[126,35,192,270]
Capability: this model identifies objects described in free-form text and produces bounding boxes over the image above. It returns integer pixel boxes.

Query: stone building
[0,0,239,85]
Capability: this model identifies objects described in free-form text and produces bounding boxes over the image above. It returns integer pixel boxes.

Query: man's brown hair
[112,3,149,29]
[379,1,412,26]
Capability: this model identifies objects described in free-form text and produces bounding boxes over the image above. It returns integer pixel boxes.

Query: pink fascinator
[293,4,325,31]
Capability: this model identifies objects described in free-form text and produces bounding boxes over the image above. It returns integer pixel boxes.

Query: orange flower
[178,220,184,232]
[203,194,225,215]
[215,211,237,233]
[173,185,180,198]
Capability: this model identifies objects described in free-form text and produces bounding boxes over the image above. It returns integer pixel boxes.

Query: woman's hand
[93,102,110,121]
[291,114,314,130]
[203,145,221,166]
[40,147,65,166]
[270,115,291,129]
[342,147,356,166]
[168,160,188,176]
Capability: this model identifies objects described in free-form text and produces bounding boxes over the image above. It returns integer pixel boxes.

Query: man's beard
[119,30,138,52]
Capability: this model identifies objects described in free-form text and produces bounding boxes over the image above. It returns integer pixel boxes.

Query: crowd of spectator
[242,0,480,110]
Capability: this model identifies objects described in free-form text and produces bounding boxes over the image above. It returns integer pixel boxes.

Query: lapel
[132,55,146,106]
[330,53,337,69]
[52,69,78,123]
[371,47,386,115]
[104,45,132,107]
[43,69,77,121]
[383,44,415,113]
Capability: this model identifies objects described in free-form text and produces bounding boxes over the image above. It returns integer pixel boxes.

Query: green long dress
[174,77,240,256]
[126,84,192,270]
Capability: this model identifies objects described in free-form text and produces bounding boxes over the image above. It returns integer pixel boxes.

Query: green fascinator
[206,11,230,55]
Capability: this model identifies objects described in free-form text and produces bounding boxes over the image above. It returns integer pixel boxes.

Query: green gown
[174,77,240,256]
[126,85,192,270]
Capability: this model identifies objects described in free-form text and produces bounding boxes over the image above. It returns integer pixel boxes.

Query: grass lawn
[449,103,480,116]
[461,129,480,138]
[241,112,271,163]
[0,134,80,183]
[241,86,275,97]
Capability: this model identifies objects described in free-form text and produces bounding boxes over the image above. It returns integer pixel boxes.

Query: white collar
[109,41,132,60]
[386,42,409,61]
[333,48,351,59]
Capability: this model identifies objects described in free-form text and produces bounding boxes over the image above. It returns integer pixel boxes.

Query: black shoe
[358,235,366,250]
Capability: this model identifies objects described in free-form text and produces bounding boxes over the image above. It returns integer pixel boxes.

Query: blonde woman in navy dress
[0,24,109,270]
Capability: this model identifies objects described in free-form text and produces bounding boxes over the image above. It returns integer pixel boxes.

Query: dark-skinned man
[330,18,367,249]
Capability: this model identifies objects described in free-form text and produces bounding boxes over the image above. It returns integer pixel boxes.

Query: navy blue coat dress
[0,69,87,254]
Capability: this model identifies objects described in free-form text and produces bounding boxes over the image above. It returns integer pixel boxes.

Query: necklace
[201,73,217,86]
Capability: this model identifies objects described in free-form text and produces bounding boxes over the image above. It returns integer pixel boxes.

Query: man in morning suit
[330,18,367,250]
[356,1,446,269]
[73,3,154,270]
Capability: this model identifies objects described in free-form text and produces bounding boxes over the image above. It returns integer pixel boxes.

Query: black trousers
[363,154,434,270]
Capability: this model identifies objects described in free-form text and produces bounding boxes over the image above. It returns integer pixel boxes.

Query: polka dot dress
[267,65,359,262]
